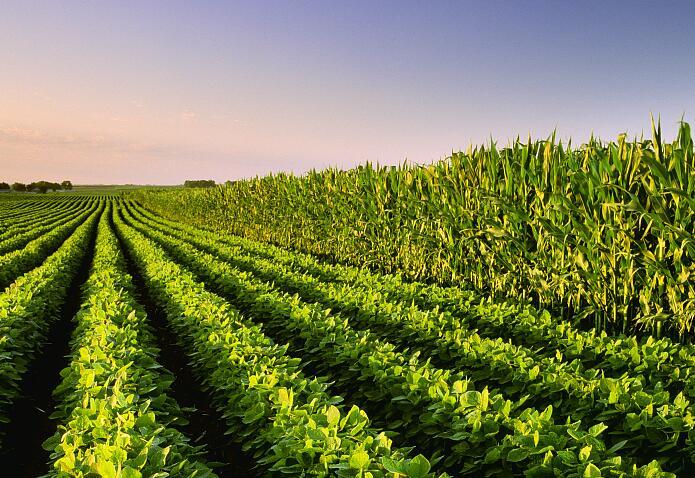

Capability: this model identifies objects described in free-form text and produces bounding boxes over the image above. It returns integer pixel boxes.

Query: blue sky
[1,1,694,183]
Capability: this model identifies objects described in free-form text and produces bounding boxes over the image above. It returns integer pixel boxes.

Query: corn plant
[136,119,695,339]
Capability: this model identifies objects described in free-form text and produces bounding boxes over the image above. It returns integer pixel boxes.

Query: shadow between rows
[111,212,256,478]
[0,219,97,476]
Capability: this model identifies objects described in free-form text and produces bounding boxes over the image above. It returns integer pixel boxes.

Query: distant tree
[27,181,61,193]
[61,180,73,190]
[184,179,216,188]
[224,180,237,187]
[11,182,26,192]
[0,182,10,190]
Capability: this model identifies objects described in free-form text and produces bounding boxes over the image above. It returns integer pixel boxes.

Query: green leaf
[349,450,370,470]
[405,454,431,478]
[381,457,405,474]
[588,423,608,437]
[326,405,340,427]
[135,411,156,429]
[606,440,627,454]
[121,468,142,478]
[583,463,601,477]
[506,448,529,463]
[95,461,117,478]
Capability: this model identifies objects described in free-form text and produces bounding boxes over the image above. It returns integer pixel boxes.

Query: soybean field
[1,122,694,478]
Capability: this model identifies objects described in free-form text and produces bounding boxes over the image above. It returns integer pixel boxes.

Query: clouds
[0,125,146,156]
[0,121,307,184]
[0,123,203,165]
[0,126,106,149]
[179,110,198,121]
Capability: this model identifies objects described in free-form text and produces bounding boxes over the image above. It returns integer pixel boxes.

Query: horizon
[2,119,689,187]
[2,1,695,185]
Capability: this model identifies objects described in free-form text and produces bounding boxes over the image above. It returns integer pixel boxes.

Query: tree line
[183,180,238,188]
[0,181,73,193]
[184,179,216,188]
[1,180,236,192]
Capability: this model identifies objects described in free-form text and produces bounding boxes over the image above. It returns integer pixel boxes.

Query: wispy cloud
[0,123,237,161]
[179,110,199,121]
[210,113,244,124]
[0,126,107,148]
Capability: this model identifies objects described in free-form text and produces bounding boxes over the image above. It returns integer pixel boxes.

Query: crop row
[0,204,102,441]
[0,201,93,256]
[0,198,84,225]
[43,204,216,477]
[0,200,55,223]
[132,202,695,399]
[124,201,695,473]
[1,195,689,475]
[118,202,676,476]
[0,203,99,290]
[0,198,90,241]
[112,203,444,478]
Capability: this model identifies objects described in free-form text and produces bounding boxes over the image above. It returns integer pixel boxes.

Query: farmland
[0,124,694,477]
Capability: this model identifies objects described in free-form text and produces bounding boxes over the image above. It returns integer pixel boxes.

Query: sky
[1,1,694,184]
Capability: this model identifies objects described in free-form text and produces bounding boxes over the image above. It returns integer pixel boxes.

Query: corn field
[137,119,695,339]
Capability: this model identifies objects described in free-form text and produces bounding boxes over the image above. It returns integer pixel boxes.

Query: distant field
[0,184,177,200]
[73,184,178,191]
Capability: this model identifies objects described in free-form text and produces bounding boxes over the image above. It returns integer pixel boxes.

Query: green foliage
[0,203,99,289]
[112,203,446,478]
[27,181,63,193]
[1,189,691,476]
[1,199,68,233]
[121,201,685,475]
[0,204,101,439]
[135,200,695,394]
[45,204,215,477]
[136,121,695,338]
[183,180,216,188]
[0,199,93,256]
